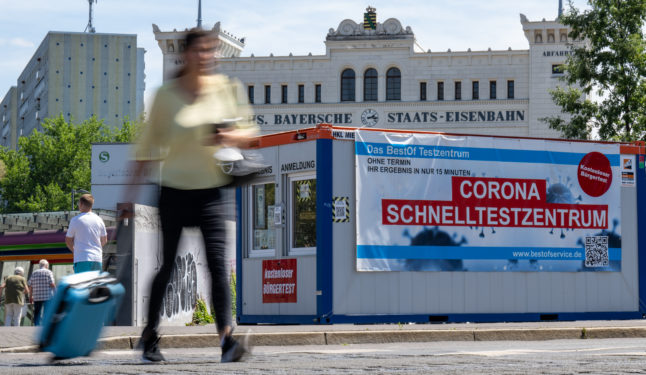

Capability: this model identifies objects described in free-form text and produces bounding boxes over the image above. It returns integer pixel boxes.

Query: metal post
[71,189,90,210]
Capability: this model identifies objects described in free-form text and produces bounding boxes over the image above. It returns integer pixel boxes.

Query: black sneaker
[138,331,165,362]
[220,333,249,363]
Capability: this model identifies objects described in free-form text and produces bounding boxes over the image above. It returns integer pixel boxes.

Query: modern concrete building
[0,87,18,149]
[0,31,145,149]
[208,7,578,139]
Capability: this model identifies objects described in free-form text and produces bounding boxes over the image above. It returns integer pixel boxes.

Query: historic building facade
[0,32,145,150]
[153,22,245,82]
[209,9,576,138]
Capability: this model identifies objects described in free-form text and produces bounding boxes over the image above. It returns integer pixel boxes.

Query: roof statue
[327,8,413,41]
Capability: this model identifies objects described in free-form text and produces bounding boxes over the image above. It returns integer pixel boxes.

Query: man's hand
[118,208,133,220]
[215,127,257,148]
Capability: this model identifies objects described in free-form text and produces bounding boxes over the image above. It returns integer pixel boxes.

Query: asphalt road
[2,338,646,374]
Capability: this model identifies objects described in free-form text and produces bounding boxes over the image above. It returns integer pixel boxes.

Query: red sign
[577,152,612,197]
[382,176,608,229]
[262,259,297,303]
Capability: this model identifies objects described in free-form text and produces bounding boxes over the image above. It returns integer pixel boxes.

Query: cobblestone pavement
[1,338,646,374]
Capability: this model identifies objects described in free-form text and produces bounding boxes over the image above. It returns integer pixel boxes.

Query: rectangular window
[472,81,479,100]
[552,64,565,75]
[419,82,427,101]
[489,80,497,100]
[315,84,322,103]
[281,85,288,104]
[455,81,462,100]
[264,85,271,104]
[298,84,305,103]
[248,85,254,104]
[507,80,515,99]
[290,176,316,255]
[250,182,276,257]
[437,81,444,101]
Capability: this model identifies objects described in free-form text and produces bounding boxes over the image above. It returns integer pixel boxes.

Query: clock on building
[361,109,379,127]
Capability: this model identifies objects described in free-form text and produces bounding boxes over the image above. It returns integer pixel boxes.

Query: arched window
[340,69,355,102]
[363,68,378,101]
[386,67,401,101]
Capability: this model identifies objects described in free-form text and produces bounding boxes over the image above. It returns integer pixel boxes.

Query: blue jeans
[74,261,102,273]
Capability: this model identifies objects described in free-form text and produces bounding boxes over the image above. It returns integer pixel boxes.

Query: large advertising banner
[355,130,622,272]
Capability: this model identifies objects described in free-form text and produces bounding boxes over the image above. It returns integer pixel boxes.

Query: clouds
[0,38,35,48]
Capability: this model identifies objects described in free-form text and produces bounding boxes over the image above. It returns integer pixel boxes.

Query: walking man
[28,259,56,325]
[0,267,30,326]
[65,194,107,273]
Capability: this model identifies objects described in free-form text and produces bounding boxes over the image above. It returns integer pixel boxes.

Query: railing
[0,210,117,232]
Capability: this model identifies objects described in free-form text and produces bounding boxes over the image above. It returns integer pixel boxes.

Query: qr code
[335,205,345,218]
[584,236,609,267]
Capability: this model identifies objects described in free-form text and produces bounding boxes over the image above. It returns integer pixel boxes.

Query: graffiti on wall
[161,252,198,318]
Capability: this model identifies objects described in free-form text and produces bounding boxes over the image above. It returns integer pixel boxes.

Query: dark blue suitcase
[39,271,125,359]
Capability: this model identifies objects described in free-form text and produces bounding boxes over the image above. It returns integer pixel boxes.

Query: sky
[0,0,589,110]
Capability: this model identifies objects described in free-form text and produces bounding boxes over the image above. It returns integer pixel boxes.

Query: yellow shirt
[134,74,257,189]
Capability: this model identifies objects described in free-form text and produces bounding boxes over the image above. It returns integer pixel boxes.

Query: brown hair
[174,28,217,78]
[79,193,94,208]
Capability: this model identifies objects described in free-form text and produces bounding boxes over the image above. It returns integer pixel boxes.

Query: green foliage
[189,298,215,326]
[0,115,141,213]
[186,273,237,326]
[230,272,237,319]
[543,0,646,141]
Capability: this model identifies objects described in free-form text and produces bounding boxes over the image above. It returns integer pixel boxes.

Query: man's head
[79,194,94,212]
[14,266,24,276]
[39,259,49,269]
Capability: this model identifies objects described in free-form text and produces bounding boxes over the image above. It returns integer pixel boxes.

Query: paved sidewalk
[2,320,646,353]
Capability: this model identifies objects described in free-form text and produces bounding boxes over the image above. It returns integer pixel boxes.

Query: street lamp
[71,189,90,210]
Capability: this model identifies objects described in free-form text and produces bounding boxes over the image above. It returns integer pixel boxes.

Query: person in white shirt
[65,194,107,273]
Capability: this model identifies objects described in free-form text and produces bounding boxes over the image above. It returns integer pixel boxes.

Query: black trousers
[146,186,232,332]
[33,300,45,326]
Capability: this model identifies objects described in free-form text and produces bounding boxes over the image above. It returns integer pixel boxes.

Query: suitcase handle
[88,286,112,304]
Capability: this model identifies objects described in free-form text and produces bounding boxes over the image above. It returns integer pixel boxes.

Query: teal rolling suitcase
[38,271,124,359]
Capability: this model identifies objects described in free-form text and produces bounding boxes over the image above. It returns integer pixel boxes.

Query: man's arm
[100,235,107,247]
[49,272,56,289]
[65,237,75,252]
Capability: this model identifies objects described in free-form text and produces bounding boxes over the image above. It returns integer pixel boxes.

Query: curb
[325,330,474,345]
[3,326,646,353]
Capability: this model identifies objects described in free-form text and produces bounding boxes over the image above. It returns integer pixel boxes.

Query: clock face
[361,109,379,126]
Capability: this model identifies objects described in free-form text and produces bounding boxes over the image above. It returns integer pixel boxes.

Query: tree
[544,0,646,141]
[0,115,140,213]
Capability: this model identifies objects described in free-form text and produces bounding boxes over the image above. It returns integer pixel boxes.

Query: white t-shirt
[66,212,107,263]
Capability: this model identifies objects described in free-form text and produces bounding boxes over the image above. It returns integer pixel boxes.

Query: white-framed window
[248,180,277,258]
[289,174,317,256]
